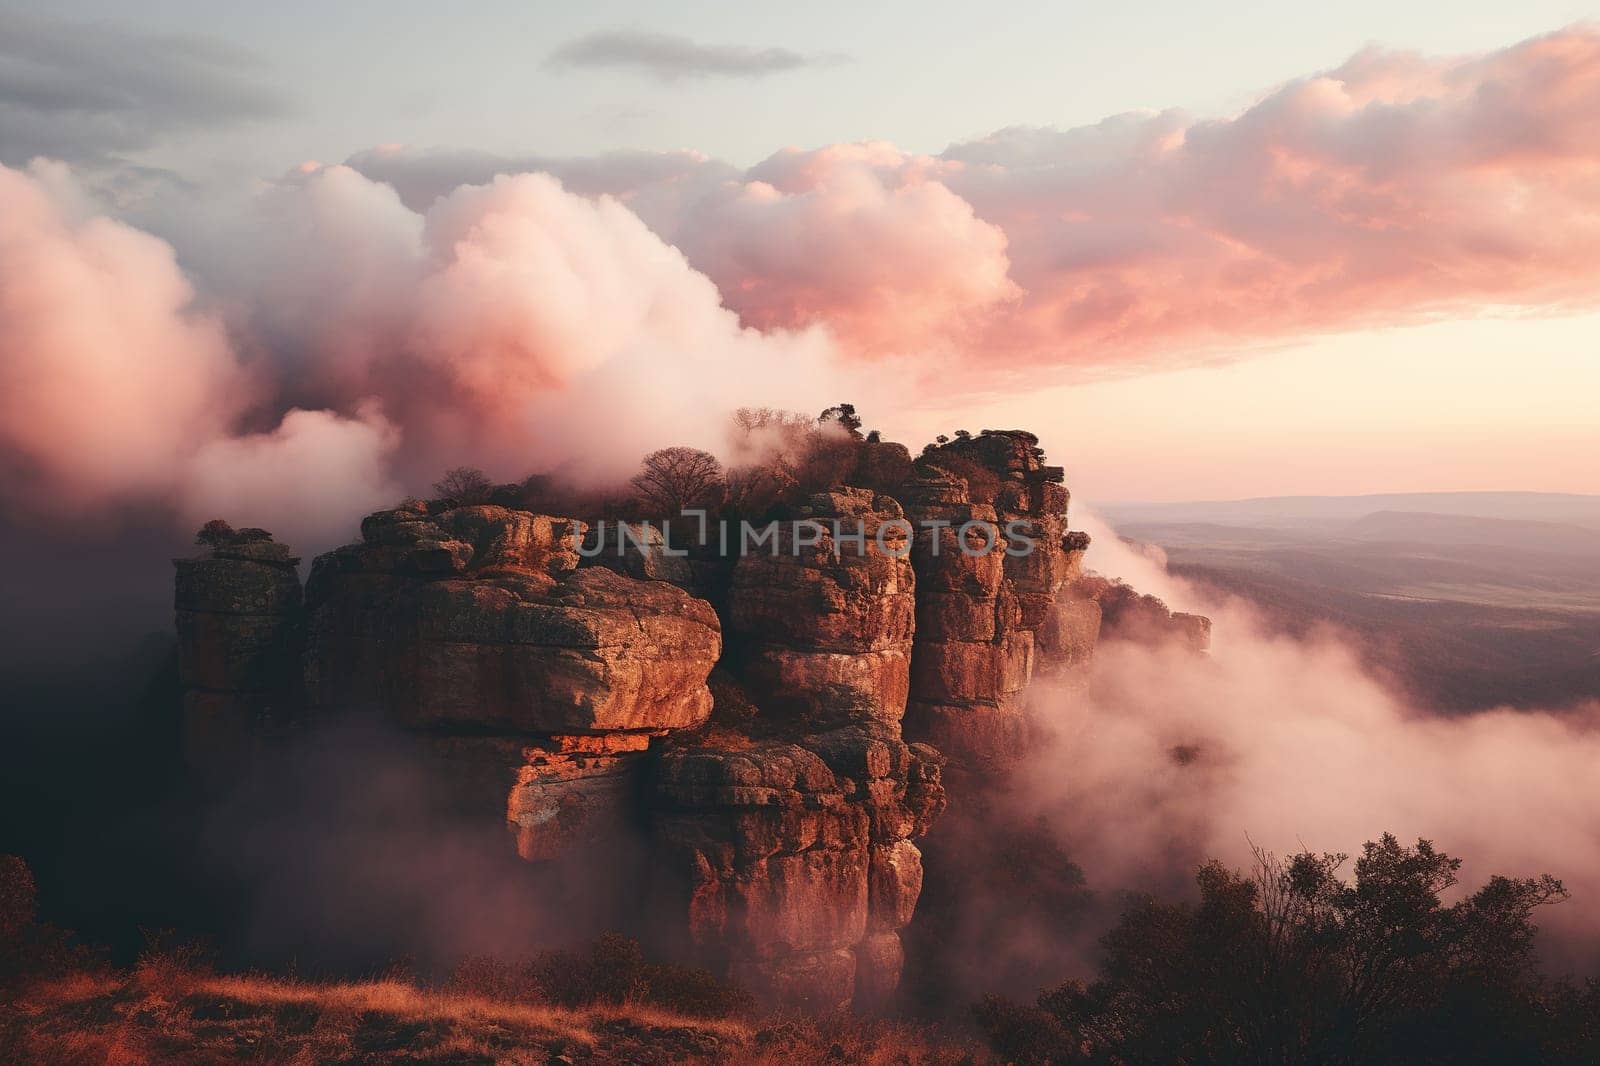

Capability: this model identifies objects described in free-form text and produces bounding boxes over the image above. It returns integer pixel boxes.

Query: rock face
[380,567,719,734]
[646,488,938,1010]
[173,531,303,774]
[727,489,916,730]
[294,503,723,863]
[174,428,1205,1011]
[651,724,943,1011]
[900,432,1099,781]
[1077,573,1212,652]
[578,521,698,590]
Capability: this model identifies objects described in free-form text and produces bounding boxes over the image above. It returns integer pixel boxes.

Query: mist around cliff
[1003,513,1600,979]
[195,715,655,975]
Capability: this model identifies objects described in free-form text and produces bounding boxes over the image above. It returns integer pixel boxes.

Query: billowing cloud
[353,25,1600,378]
[182,404,401,548]
[217,162,425,407]
[544,30,842,81]
[214,164,869,487]
[0,161,412,546]
[0,160,245,509]
[0,157,880,542]
[0,11,288,166]
[938,25,1600,365]
[672,143,1019,356]
[346,142,1019,358]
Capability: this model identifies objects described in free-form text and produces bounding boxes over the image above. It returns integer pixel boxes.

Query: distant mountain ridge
[1105,491,1600,530]
[1108,492,1600,712]
[1343,511,1600,556]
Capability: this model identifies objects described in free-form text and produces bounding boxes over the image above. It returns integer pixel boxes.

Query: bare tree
[630,447,726,516]
[432,466,493,505]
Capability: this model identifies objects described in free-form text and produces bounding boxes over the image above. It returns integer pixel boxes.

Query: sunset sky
[2,2,1598,529]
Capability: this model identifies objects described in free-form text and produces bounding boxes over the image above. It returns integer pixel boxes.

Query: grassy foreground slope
[2,965,980,1065]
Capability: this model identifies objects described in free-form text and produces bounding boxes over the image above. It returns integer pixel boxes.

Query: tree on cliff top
[819,402,864,439]
[432,466,493,505]
[630,447,726,516]
[195,519,236,548]
[724,407,871,516]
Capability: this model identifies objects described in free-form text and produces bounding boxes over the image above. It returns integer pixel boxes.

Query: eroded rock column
[173,531,303,776]
[648,489,944,1011]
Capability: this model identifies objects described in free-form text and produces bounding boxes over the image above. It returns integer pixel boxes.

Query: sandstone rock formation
[173,528,303,776]
[645,488,939,1009]
[727,489,916,730]
[296,503,723,863]
[650,724,943,1011]
[900,431,1099,782]
[174,425,1206,1011]
[1077,572,1212,652]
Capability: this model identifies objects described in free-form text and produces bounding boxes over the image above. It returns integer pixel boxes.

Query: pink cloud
[181,403,401,548]
[227,166,871,487]
[672,142,1019,356]
[0,161,245,509]
[939,25,1600,365]
[352,25,1600,375]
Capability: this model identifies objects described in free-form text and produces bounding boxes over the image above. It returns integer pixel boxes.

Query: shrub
[530,932,647,1007]
[973,993,1077,1065]
[445,954,540,1003]
[818,402,864,439]
[0,855,35,944]
[977,835,1581,1065]
[194,519,237,548]
[132,928,214,997]
[640,961,756,1019]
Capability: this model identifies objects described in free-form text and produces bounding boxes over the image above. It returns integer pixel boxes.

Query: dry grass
[2,966,752,1064]
[1,965,985,1065]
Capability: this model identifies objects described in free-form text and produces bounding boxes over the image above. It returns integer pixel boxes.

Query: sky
[7,1,1594,171]
[2,1,1599,519]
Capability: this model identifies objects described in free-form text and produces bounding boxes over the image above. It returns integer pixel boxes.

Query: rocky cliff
[173,529,303,780]
[173,429,1206,1010]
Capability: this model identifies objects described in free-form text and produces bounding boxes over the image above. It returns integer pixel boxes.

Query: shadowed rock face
[173,533,303,776]
[174,429,1204,1011]
[1077,573,1212,652]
